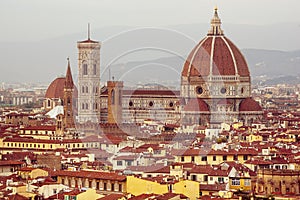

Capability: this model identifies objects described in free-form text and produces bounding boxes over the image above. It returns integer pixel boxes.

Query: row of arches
[81,86,99,94]
[81,103,99,110]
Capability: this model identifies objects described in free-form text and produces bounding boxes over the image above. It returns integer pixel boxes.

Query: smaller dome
[239,98,262,112]
[184,98,210,112]
[45,77,66,99]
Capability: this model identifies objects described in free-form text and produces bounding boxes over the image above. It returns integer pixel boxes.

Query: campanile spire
[88,23,90,40]
[65,58,74,89]
[63,58,75,129]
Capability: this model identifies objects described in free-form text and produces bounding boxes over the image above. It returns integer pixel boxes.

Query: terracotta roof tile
[200,183,226,191]
[0,160,24,166]
[98,194,126,200]
[239,97,262,112]
[184,98,210,112]
[45,77,65,99]
[182,36,250,77]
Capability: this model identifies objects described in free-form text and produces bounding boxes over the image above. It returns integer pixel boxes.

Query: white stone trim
[187,37,208,76]
[209,36,216,76]
[222,37,238,76]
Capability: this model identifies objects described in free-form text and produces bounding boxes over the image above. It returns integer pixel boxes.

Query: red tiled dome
[184,98,210,112]
[45,77,65,99]
[239,98,262,112]
[182,36,249,77]
[182,8,249,78]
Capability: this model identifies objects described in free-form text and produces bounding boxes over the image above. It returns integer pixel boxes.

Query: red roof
[239,97,262,112]
[124,89,180,97]
[171,148,258,156]
[3,137,82,144]
[127,164,170,174]
[64,189,82,196]
[78,38,99,43]
[7,193,29,200]
[52,170,126,181]
[190,165,213,174]
[101,89,180,97]
[45,77,65,99]
[5,112,31,117]
[0,160,24,166]
[20,125,56,131]
[184,98,210,112]
[113,154,139,161]
[128,194,158,200]
[98,194,126,200]
[157,193,188,200]
[19,167,38,172]
[244,159,272,165]
[200,183,226,191]
[2,151,36,161]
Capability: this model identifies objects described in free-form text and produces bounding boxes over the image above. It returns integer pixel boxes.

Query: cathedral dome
[181,8,250,78]
[184,98,210,112]
[239,97,262,112]
[45,77,66,99]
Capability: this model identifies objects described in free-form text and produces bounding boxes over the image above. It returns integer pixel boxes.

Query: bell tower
[107,81,123,124]
[77,25,101,123]
[63,58,75,129]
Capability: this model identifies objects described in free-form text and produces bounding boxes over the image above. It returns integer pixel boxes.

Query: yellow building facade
[229,176,252,192]
[0,137,102,154]
[126,176,200,200]
[77,189,102,200]
[173,149,255,165]
[126,176,168,196]
[18,167,49,179]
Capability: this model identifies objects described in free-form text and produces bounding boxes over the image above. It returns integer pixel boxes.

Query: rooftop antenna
[88,23,90,40]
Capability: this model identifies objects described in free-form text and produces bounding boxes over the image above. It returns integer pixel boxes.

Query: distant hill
[0,23,300,84]
[108,49,300,86]
[242,49,300,77]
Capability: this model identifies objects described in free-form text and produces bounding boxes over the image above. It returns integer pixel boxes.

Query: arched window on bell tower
[111,89,115,105]
[93,64,97,75]
[83,62,88,75]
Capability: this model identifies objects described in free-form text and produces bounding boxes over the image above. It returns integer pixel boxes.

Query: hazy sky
[1,0,300,83]
[1,0,300,42]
